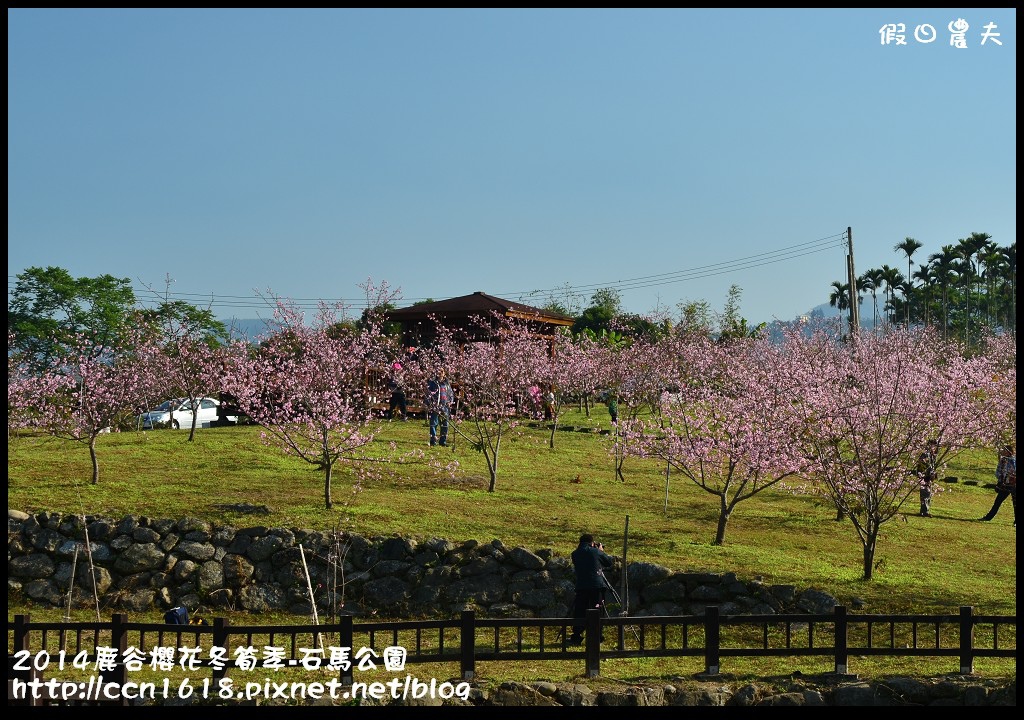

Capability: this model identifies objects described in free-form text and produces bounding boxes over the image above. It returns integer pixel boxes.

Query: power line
[8,232,847,313]
[503,234,844,300]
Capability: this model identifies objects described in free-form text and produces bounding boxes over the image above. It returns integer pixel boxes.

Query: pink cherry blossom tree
[426,313,552,492]
[787,324,993,579]
[218,288,398,510]
[537,330,606,449]
[143,309,226,441]
[604,337,674,482]
[973,330,1016,448]
[8,331,38,436]
[624,332,812,545]
[17,331,164,484]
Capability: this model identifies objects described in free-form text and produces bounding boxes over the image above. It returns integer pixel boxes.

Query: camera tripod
[602,585,643,644]
[558,584,642,646]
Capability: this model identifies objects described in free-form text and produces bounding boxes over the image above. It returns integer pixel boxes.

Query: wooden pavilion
[384,291,574,349]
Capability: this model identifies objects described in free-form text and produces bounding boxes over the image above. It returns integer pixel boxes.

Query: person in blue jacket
[568,533,614,645]
[425,369,454,447]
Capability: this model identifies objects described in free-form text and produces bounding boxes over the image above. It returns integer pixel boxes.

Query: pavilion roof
[385,291,573,326]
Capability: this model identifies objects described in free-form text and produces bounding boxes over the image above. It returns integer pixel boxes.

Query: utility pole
[846,227,860,337]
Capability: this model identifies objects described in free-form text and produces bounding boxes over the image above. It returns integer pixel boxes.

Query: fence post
[460,610,476,681]
[212,617,229,682]
[110,613,129,705]
[10,614,40,707]
[833,605,848,675]
[585,608,601,678]
[959,606,974,675]
[340,615,354,686]
[703,606,720,676]
[12,613,31,656]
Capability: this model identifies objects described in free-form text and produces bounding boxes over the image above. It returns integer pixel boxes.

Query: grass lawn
[7,409,1016,683]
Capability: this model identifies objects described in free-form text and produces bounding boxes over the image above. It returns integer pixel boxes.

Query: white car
[138,397,236,430]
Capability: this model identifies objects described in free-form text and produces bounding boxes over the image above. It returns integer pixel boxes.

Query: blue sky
[7,8,1016,326]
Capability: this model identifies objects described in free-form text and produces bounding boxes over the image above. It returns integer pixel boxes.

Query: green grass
[7,410,1016,684]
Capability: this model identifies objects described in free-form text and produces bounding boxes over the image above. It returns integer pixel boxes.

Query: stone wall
[367,677,1016,707]
[122,676,1018,707]
[9,509,1015,706]
[8,509,841,619]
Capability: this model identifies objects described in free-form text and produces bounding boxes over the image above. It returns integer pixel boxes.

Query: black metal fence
[8,606,1015,706]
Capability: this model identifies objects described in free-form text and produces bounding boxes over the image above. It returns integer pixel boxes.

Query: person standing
[425,368,453,447]
[568,533,614,645]
[543,384,556,421]
[916,439,939,517]
[981,442,1016,525]
[606,391,618,424]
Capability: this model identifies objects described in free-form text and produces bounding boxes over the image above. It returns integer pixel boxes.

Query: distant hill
[761,302,843,343]
[222,317,277,342]
[776,302,845,326]
[802,301,877,328]
[802,302,840,320]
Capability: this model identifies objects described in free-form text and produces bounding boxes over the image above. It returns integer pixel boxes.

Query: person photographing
[981,442,1016,525]
[568,533,614,646]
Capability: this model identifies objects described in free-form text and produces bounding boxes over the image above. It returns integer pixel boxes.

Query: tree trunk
[663,459,670,515]
[324,463,333,510]
[486,432,501,492]
[861,532,877,581]
[714,507,730,546]
[486,452,499,493]
[614,431,626,482]
[834,497,845,520]
[89,435,100,485]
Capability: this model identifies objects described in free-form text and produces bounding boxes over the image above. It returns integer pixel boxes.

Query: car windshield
[152,399,189,412]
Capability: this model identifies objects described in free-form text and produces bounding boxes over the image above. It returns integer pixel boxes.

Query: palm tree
[824,234,1010,340]
[956,232,992,344]
[878,265,904,326]
[856,272,873,327]
[858,268,885,330]
[952,253,974,342]
[997,243,1016,332]
[912,264,934,327]
[829,281,850,331]
[829,281,849,311]
[896,279,914,326]
[928,246,957,341]
[894,237,923,327]
[979,245,1006,328]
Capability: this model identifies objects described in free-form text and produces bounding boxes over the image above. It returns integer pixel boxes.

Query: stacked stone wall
[7,510,840,618]
[8,510,1015,706]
